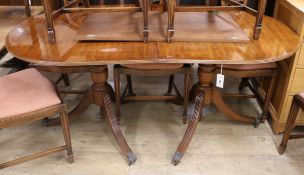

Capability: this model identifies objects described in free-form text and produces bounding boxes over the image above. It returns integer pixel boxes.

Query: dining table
[5,10,300,166]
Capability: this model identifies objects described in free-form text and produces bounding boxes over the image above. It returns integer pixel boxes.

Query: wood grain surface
[76,12,250,42]
[5,11,300,65]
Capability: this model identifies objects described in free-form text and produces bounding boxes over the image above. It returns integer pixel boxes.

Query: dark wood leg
[260,71,277,123]
[42,0,56,43]
[238,78,249,91]
[172,93,204,165]
[182,73,190,124]
[62,74,70,86]
[114,69,121,121]
[167,0,176,42]
[253,0,267,39]
[60,106,74,163]
[173,64,258,165]
[190,64,257,125]
[199,106,203,121]
[43,66,134,165]
[142,0,149,42]
[126,75,136,96]
[100,106,105,119]
[24,0,31,17]
[165,75,174,96]
[278,96,300,154]
[91,66,136,165]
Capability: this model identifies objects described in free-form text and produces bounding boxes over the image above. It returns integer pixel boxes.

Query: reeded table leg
[91,66,136,165]
[190,64,256,125]
[172,93,204,165]
[44,65,135,165]
[174,64,257,165]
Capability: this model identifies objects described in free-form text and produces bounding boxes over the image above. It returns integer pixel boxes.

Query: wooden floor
[1,65,304,175]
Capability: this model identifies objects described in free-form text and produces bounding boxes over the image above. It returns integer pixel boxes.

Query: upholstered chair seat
[0,68,61,119]
[0,68,73,169]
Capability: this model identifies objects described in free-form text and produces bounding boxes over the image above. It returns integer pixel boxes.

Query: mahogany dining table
[5,11,300,166]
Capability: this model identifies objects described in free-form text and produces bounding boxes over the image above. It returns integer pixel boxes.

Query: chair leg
[278,97,300,154]
[238,78,249,91]
[199,105,204,121]
[114,70,121,121]
[260,71,277,123]
[182,73,190,124]
[24,0,31,17]
[165,75,175,96]
[60,107,74,163]
[126,75,136,96]
[62,74,70,87]
[100,106,105,119]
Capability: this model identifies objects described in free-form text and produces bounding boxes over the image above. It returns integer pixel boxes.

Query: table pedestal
[172,64,258,165]
[44,66,136,165]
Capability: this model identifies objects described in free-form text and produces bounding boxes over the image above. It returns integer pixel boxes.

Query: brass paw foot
[172,152,183,166]
[127,152,137,165]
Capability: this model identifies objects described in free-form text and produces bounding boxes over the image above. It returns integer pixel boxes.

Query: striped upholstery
[122,63,183,70]
[0,68,61,118]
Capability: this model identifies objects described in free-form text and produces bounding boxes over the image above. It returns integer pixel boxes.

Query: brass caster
[127,152,137,165]
[253,118,260,128]
[172,152,183,166]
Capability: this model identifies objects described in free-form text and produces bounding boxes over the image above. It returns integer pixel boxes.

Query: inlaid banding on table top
[6,12,300,66]
[76,12,250,42]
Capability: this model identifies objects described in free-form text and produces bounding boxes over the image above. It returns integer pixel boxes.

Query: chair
[0,68,74,169]
[166,0,267,42]
[24,0,31,17]
[214,63,277,124]
[114,64,192,123]
[42,0,149,43]
[278,93,304,154]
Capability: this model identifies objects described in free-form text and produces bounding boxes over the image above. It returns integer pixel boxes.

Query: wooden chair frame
[216,66,277,125]
[42,0,149,43]
[114,64,192,123]
[24,0,31,17]
[166,0,267,42]
[0,103,74,169]
[278,94,304,154]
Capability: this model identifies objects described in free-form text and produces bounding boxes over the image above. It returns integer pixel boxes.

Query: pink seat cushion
[219,62,277,71]
[0,68,61,119]
[122,63,184,70]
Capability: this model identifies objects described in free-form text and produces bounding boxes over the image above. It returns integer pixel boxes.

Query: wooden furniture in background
[257,0,304,133]
[41,0,150,43]
[5,12,299,166]
[24,0,31,16]
[114,64,192,123]
[216,63,277,123]
[166,0,267,42]
[0,68,74,169]
[279,93,304,154]
[76,12,250,42]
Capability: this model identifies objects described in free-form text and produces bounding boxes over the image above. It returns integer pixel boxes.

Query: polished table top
[6,12,300,66]
[5,10,301,166]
